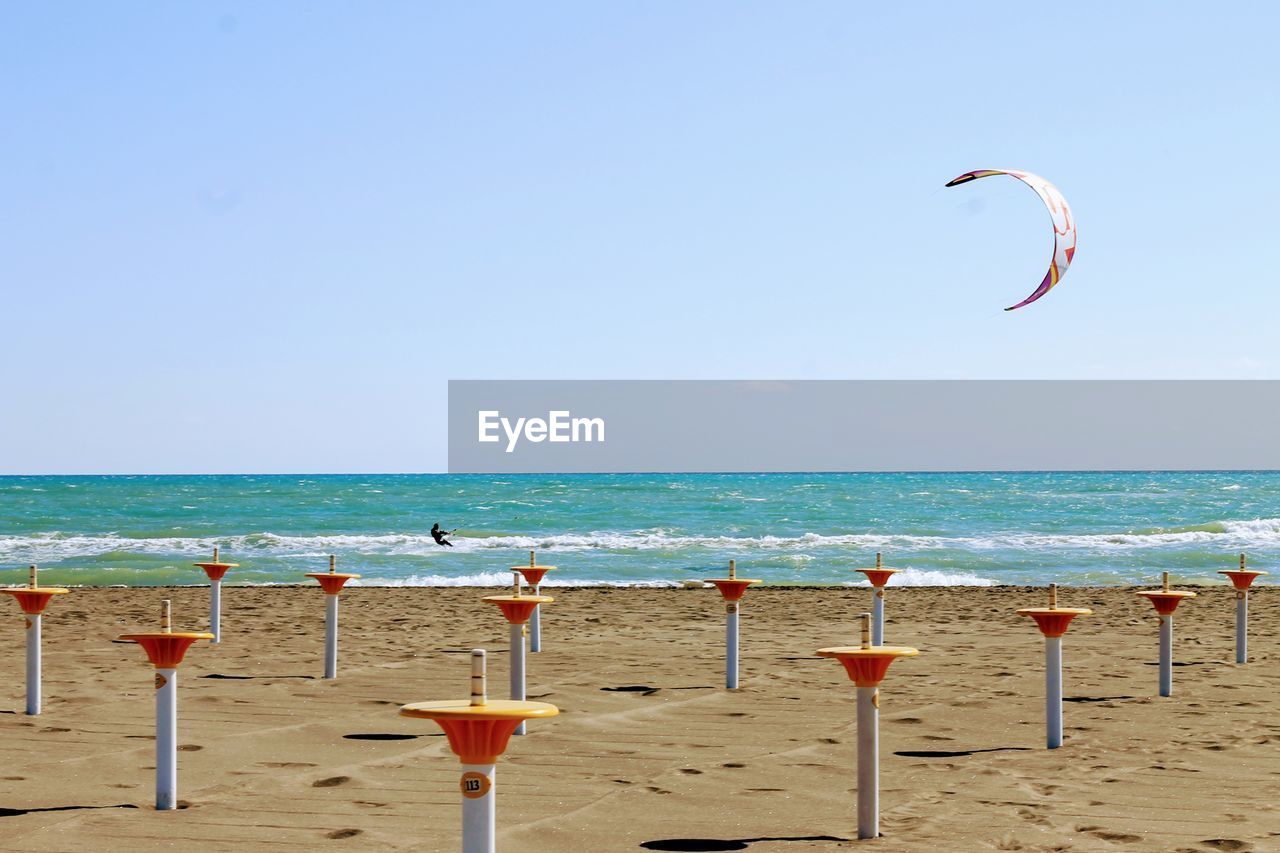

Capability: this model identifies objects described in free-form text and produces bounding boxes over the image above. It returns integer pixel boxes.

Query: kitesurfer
[431,523,456,547]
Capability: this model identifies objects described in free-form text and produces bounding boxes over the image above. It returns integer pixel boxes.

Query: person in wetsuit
[431,523,455,547]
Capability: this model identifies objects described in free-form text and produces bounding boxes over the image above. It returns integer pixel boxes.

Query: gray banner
[448,380,1280,473]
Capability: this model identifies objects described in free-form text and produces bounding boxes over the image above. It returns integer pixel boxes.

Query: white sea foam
[845,567,994,587]
[6,517,1280,563]
[357,572,681,588]
[1221,518,1280,533]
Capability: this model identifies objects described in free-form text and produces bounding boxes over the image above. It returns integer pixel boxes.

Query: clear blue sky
[3,2,1278,474]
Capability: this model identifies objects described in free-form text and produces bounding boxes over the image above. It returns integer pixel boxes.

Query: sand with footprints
[0,585,1276,851]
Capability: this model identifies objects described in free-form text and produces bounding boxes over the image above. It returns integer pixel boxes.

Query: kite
[945,169,1076,311]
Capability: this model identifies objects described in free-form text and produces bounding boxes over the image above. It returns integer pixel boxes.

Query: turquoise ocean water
[0,472,1276,587]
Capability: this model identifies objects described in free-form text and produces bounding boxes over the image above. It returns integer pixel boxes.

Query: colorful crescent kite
[945,169,1076,311]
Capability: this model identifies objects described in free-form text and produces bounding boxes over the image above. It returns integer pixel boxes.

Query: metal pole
[25,613,41,716]
[460,762,496,853]
[156,667,178,809]
[1045,635,1062,748]
[872,587,885,646]
[856,685,879,839]
[324,594,338,679]
[1158,614,1172,697]
[726,601,740,689]
[510,622,526,735]
[210,579,222,644]
[530,583,542,653]
[1236,591,1247,664]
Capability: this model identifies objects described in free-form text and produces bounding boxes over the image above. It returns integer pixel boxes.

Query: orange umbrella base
[2,588,69,615]
[817,645,919,687]
[305,573,360,594]
[1218,570,1265,591]
[482,595,554,624]
[704,579,761,601]
[118,632,215,668]
[400,700,559,763]
[1016,607,1092,638]
[857,569,898,588]
[194,562,238,581]
[1136,590,1196,615]
[514,567,553,585]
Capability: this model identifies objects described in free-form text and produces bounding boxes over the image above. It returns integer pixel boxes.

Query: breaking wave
[5,517,1280,563]
[361,572,680,588]
[845,567,994,587]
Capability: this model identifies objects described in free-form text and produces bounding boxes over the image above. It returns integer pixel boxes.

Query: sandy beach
[0,584,1275,852]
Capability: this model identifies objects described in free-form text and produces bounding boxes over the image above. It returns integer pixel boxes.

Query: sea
[0,472,1275,588]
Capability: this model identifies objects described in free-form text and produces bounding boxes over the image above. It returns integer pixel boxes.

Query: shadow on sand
[0,804,139,818]
[894,746,1031,758]
[640,836,847,851]
[200,674,316,680]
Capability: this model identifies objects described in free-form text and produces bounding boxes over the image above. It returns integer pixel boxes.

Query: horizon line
[3,469,1280,477]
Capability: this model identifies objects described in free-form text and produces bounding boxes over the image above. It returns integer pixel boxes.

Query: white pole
[530,583,542,653]
[1235,592,1247,664]
[210,579,222,644]
[156,666,178,810]
[25,613,41,716]
[856,685,879,840]
[1158,614,1172,697]
[460,762,496,853]
[324,594,339,679]
[872,587,885,646]
[726,601,740,689]
[510,622,526,735]
[1045,635,1063,749]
